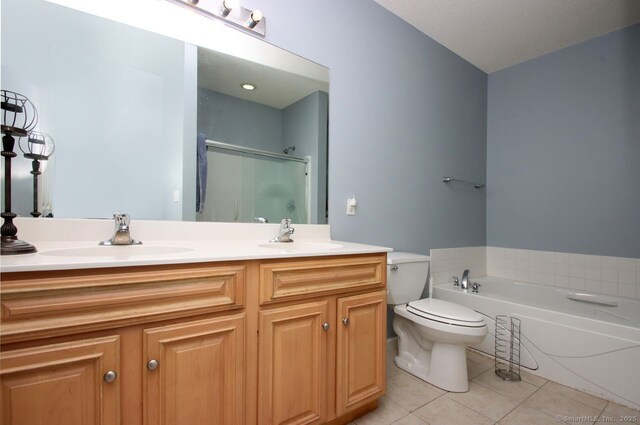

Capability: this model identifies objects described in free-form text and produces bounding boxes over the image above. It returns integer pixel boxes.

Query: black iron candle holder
[1,90,38,255]
[20,131,55,218]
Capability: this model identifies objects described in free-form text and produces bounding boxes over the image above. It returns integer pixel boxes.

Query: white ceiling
[198,47,329,110]
[373,0,640,73]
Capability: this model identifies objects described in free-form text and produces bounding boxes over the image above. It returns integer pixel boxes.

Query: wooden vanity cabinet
[0,262,246,425]
[143,314,245,425]
[0,253,387,425]
[257,254,387,425]
[0,335,120,425]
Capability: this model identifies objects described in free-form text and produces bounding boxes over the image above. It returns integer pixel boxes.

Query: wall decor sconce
[1,89,38,255]
[20,131,55,218]
[167,0,266,36]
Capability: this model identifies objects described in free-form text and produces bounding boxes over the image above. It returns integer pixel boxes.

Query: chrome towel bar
[442,176,485,189]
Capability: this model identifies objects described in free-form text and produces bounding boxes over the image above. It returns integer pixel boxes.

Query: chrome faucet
[461,269,470,290]
[270,218,295,243]
[99,212,142,246]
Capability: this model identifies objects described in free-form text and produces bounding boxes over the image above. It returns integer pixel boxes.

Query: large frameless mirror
[1,0,329,224]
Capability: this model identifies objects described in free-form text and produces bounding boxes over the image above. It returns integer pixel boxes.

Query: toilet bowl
[387,252,488,392]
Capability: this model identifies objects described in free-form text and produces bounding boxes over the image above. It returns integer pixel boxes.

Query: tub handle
[567,293,618,307]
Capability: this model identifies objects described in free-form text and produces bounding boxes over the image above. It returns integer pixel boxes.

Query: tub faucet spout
[461,269,470,290]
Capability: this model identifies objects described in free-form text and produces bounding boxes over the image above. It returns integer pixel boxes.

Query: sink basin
[257,242,344,251]
[40,245,194,258]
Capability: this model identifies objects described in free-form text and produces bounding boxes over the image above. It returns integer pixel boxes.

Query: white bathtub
[433,277,640,409]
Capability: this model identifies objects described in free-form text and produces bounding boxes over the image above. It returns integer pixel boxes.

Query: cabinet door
[258,301,329,425]
[144,314,244,425]
[336,291,386,416]
[0,335,120,425]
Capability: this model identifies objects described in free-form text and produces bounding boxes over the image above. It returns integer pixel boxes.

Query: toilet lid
[407,299,485,327]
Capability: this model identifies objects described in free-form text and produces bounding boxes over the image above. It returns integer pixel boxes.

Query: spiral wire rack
[494,315,522,381]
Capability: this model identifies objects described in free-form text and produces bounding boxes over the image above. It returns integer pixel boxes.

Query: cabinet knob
[322,322,330,331]
[342,317,350,326]
[103,370,118,383]
[147,359,159,371]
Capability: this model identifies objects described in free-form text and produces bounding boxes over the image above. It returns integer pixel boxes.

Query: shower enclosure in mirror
[0,0,329,224]
[203,147,309,224]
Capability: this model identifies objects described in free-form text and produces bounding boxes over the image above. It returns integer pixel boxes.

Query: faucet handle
[453,276,459,286]
[280,218,291,227]
[472,282,481,293]
[113,212,130,225]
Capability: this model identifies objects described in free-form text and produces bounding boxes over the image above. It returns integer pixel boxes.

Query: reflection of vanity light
[241,83,256,91]
[220,0,239,17]
[247,9,262,29]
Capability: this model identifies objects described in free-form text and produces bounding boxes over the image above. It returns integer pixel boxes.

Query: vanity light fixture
[247,9,263,29]
[219,0,238,18]
[166,0,266,36]
[241,83,256,91]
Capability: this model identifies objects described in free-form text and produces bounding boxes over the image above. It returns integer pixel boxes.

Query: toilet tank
[387,252,430,305]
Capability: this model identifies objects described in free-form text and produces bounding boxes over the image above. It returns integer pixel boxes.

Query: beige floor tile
[523,388,602,419]
[600,401,640,419]
[472,369,538,402]
[466,349,494,367]
[497,405,558,425]
[446,382,518,421]
[354,397,409,425]
[387,359,403,378]
[413,397,494,425]
[391,414,428,425]
[467,358,492,380]
[385,372,444,412]
[542,381,608,411]
[519,370,548,387]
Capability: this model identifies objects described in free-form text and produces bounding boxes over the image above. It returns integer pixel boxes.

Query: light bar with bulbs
[166,0,266,36]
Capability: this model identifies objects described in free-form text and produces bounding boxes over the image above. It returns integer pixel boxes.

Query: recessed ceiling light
[241,83,256,91]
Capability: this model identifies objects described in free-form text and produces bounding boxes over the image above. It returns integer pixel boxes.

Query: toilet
[388,252,488,392]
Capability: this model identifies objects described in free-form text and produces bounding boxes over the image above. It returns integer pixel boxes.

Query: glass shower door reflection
[199,148,309,224]
[244,154,308,224]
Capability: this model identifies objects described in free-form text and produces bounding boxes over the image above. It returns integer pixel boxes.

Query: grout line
[443,395,497,423]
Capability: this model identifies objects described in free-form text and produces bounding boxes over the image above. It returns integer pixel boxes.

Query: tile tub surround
[349,342,640,425]
[430,247,487,285]
[429,246,640,300]
[487,247,640,300]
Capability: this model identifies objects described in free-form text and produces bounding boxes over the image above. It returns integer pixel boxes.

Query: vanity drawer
[259,254,386,305]
[0,263,245,343]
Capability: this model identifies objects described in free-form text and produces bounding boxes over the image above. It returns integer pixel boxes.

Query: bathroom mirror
[1,0,329,224]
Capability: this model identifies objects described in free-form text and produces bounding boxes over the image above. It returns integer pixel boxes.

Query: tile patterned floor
[350,345,640,425]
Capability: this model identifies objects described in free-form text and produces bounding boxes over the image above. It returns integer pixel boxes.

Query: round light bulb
[241,83,256,91]
[250,9,263,23]
[223,0,239,10]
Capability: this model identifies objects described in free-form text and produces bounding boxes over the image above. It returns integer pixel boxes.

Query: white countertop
[1,218,391,273]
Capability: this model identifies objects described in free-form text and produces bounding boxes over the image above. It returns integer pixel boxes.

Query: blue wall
[198,88,283,153]
[283,91,329,224]
[2,0,189,221]
[487,24,640,258]
[248,0,488,254]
